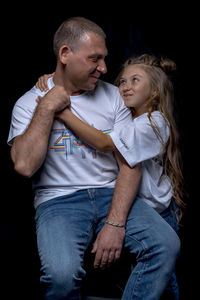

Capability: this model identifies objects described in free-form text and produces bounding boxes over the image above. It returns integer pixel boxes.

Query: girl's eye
[119,79,126,85]
[132,77,139,83]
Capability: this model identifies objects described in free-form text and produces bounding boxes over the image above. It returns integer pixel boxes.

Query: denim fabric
[160,201,180,300]
[35,189,180,300]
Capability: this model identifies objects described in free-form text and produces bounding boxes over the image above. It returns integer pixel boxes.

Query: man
[8,17,180,299]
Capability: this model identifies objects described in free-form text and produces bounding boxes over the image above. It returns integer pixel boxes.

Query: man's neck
[53,69,84,96]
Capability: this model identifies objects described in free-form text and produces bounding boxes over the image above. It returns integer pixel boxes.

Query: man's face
[65,32,108,94]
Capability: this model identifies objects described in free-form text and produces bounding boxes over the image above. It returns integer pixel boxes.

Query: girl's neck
[131,107,148,119]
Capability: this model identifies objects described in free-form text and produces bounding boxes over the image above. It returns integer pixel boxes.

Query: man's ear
[59,45,72,64]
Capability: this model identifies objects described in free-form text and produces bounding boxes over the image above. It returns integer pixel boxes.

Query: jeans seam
[124,233,149,298]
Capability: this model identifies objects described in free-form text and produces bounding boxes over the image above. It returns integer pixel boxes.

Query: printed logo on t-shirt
[50,126,111,159]
[119,138,129,150]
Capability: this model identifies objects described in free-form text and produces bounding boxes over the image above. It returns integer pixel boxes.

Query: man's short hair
[53,17,106,58]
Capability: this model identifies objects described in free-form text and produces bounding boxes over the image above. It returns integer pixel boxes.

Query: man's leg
[35,191,96,300]
[122,198,180,300]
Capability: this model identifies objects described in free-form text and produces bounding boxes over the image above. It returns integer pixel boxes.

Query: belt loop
[88,189,95,199]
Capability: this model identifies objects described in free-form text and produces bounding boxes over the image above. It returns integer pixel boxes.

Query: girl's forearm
[57,109,116,152]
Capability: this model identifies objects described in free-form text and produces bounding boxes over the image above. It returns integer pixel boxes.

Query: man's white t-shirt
[8,78,132,208]
[110,111,173,213]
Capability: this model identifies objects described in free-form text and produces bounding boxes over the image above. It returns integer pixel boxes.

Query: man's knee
[126,214,180,266]
[42,262,86,298]
[153,220,181,273]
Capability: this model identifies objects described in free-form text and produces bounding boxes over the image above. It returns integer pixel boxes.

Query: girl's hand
[36,73,55,92]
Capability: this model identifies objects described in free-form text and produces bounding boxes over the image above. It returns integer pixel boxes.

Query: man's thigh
[34,192,96,274]
[124,197,178,253]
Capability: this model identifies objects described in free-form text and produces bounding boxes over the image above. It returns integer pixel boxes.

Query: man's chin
[85,80,99,91]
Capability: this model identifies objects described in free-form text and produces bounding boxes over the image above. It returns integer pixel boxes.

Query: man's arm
[11,86,70,177]
[92,151,142,269]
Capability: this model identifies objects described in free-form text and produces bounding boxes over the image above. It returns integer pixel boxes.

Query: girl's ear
[59,45,72,64]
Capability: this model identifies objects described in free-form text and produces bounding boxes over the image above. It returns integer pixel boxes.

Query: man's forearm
[11,102,55,177]
[106,152,142,225]
[92,152,142,269]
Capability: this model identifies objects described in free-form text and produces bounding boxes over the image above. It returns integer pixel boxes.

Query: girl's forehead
[122,64,147,77]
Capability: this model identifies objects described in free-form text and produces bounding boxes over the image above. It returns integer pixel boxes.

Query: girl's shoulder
[135,111,168,127]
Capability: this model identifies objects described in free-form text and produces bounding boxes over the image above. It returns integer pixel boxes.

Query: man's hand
[91,224,125,269]
[36,85,70,113]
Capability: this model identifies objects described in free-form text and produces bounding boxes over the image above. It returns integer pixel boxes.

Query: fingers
[91,225,125,270]
[93,248,121,270]
[93,248,103,269]
[35,96,42,103]
[36,74,53,92]
[91,240,98,254]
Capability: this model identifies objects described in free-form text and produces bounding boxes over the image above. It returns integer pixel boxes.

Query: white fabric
[8,78,132,208]
[110,111,172,212]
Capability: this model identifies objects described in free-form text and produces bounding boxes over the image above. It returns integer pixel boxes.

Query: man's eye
[91,57,98,62]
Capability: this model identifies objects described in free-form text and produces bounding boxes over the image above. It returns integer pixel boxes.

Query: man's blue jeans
[35,188,180,300]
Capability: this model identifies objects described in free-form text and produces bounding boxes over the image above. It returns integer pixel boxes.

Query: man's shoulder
[14,85,47,109]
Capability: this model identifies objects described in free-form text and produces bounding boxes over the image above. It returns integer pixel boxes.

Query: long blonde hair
[115,54,185,222]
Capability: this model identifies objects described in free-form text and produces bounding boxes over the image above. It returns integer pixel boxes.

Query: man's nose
[97,60,107,74]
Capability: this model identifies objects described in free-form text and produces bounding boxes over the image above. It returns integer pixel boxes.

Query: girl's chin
[124,102,134,109]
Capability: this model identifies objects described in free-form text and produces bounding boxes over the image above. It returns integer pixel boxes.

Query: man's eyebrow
[88,53,108,59]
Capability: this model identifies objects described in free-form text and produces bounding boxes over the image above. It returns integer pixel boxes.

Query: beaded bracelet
[105,220,125,228]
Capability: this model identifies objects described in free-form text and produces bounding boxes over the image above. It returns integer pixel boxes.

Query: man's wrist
[37,99,56,115]
[105,219,126,228]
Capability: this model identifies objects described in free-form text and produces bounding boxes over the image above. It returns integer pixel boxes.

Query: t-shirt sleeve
[110,112,169,167]
[7,102,35,146]
[7,84,50,146]
[112,90,133,131]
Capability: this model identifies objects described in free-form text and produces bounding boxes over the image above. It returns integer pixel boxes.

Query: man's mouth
[90,75,99,81]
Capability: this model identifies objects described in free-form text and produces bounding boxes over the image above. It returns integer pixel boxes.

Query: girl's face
[118,64,152,116]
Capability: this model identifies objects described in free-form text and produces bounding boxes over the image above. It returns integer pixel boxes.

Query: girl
[36,54,185,299]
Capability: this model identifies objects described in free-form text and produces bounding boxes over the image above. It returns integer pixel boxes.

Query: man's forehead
[79,32,107,53]
[81,32,104,42]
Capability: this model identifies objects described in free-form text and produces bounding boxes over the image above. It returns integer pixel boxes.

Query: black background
[1,3,198,299]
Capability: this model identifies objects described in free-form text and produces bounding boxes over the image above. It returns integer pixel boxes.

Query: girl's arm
[57,108,116,152]
[35,74,115,151]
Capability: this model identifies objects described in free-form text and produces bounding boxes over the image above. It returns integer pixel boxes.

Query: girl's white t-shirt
[110,111,173,213]
[8,78,132,208]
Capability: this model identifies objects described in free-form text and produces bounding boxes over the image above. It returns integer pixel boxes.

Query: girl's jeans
[35,188,180,300]
[160,201,180,300]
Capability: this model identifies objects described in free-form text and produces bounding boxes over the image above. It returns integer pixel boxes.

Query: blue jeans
[160,201,180,300]
[35,188,180,300]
